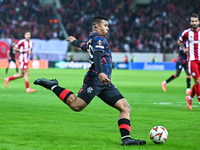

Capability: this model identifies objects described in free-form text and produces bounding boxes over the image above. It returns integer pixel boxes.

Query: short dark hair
[92,15,108,25]
[24,31,31,34]
[190,13,199,20]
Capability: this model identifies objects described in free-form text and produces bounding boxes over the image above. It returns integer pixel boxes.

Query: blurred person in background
[161,46,191,94]
[5,41,19,76]
[178,13,200,110]
[4,31,36,93]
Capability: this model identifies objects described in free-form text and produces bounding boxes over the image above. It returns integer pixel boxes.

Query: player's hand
[98,72,110,84]
[183,48,189,53]
[66,36,76,43]
[20,48,28,53]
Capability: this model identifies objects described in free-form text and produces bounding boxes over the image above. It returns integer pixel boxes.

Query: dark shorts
[77,76,124,107]
[8,59,16,63]
[176,62,188,70]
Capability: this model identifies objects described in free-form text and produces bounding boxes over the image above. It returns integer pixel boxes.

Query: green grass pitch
[0,68,200,150]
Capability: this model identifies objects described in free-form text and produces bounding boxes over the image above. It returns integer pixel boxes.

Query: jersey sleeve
[15,40,23,49]
[80,41,88,51]
[71,40,88,51]
[92,35,104,52]
[179,30,188,43]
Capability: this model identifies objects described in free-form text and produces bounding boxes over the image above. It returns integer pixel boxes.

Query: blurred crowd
[0,0,65,40]
[1,0,200,53]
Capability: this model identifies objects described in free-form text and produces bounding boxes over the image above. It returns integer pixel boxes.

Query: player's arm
[30,48,33,60]
[93,51,110,84]
[92,36,110,84]
[178,30,188,53]
[7,50,11,60]
[14,46,27,53]
[66,36,87,51]
[178,40,188,53]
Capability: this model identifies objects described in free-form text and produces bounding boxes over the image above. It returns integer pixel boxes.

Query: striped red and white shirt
[15,39,33,63]
[179,28,200,61]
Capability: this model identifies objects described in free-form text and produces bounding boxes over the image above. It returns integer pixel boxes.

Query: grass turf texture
[0,68,199,150]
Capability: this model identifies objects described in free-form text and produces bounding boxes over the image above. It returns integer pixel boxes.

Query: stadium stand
[0,0,199,53]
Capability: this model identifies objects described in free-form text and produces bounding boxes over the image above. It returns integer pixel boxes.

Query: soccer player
[4,31,36,93]
[161,47,191,94]
[34,16,146,146]
[178,13,200,110]
[5,41,19,76]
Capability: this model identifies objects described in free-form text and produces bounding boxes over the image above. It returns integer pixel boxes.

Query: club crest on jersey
[96,40,104,49]
[97,40,103,45]
[192,72,196,77]
[87,87,93,93]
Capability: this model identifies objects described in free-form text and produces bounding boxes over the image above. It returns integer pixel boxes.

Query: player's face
[190,17,199,30]
[24,32,31,40]
[98,20,109,37]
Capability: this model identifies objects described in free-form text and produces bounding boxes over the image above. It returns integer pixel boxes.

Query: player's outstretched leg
[161,81,167,92]
[186,96,192,110]
[4,78,9,88]
[186,88,192,95]
[34,78,86,112]
[34,78,58,90]
[121,138,146,146]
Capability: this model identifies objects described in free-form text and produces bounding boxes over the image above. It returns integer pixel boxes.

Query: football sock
[189,96,193,101]
[8,76,15,81]
[25,81,29,89]
[5,68,8,74]
[118,118,131,140]
[190,84,196,98]
[187,76,191,88]
[52,86,73,103]
[166,74,176,83]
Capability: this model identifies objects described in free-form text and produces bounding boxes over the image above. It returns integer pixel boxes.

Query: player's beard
[192,24,197,30]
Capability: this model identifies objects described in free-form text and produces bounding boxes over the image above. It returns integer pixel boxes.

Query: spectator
[0,0,200,53]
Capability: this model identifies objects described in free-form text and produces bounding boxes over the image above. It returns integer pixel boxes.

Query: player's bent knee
[71,106,84,112]
[70,97,87,112]
[196,81,200,85]
[114,98,131,113]
[71,102,88,112]
[125,104,131,114]
[16,74,23,78]
[195,78,200,84]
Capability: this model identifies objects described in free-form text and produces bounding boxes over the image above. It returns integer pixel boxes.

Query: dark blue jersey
[9,46,16,60]
[177,49,187,64]
[80,32,112,82]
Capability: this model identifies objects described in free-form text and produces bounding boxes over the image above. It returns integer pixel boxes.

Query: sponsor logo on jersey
[95,45,104,49]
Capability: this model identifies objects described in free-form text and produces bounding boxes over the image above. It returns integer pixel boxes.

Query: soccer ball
[149,126,168,144]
